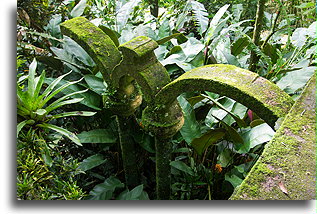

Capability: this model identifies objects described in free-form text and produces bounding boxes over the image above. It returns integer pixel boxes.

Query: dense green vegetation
[17,0,316,200]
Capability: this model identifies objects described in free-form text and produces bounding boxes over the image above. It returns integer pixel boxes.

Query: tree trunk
[248,0,267,72]
[149,0,159,17]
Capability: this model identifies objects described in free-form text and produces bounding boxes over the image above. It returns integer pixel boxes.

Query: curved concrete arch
[154,64,294,128]
[60,17,122,82]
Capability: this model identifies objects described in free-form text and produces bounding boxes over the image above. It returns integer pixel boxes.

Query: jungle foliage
[17,0,316,200]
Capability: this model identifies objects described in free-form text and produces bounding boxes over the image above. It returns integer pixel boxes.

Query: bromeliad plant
[17,58,96,145]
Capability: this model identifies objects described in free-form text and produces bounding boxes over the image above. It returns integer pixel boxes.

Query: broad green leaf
[222,51,241,67]
[175,1,191,30]
[231,36,250,56]
[187,95,205,106]
[99,25,120,47]
[191,128,226,156]
[212,114,244,145]
[49,111,96,120]
[117,184,149,200]
[276,66,315,94]
[170,160,194,176]
[218,148,232,167]
[116,0,141,33]
[133,24,158,40]
[225,173,243,188]
[158,18,171,39]
[181,37,204,62]
[70,0,87,18]
[45,14,62,39]
[222,102,248,127]
[89,176,124,200]
[206,96,247,128]
[205,4,230,45]
[17,120,35,137]
[205,97,235,128]
[132,131,155,153]
[78,154,107,171]
[156,33,182,45]
[37,123,81,146]
[63,36,96,68]
[84,74,106,95]
[77,129,117,144]
[250,119,265,128]
[191,0,209,35]
[177,95,201,144]
[45,14,62,46]
[238,123,275,153]
[291,28,309,48]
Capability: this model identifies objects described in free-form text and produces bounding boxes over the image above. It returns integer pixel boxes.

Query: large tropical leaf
[276,66,315,94]
[205,4,230,45]
[116,184,149,200]
[191,128,226,156]
[70,0,87,18]
[78,154,107,172]
[177,95,201,144]
[89,176,124,200]
[77,129,117,144]
[190,1,209,36]
[116,0,142,33]
[170,160,194,176]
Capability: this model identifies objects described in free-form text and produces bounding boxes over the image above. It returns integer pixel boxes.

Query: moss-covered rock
[154,64,294,128]
[230,74,316,200]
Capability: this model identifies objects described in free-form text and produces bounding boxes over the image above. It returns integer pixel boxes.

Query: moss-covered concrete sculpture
[61,17,142,188]
[60,17,300,200]
[230,75,316,200]
[151,64,294,128]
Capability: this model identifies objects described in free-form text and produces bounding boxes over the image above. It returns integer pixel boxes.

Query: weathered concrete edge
[154,64,294,128]
[230,74,316,200]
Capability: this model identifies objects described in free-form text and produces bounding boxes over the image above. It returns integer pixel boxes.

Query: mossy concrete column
[61,17,142,188]
[230,74,316,200]
[111,36,185,199]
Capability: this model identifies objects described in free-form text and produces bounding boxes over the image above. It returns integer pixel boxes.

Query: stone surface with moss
[60,17,122,82]
[154,64,294,128]
[230,74,316,200]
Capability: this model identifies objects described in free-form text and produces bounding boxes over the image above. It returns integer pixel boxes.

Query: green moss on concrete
[154,64,294,128]
[111,36,170,102]
[230,74,316,200]
[120,36,158,59]
[60,17,122,82]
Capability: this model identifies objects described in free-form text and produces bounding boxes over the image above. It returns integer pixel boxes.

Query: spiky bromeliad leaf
[190,1,209,36]
[37,123,81,146]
